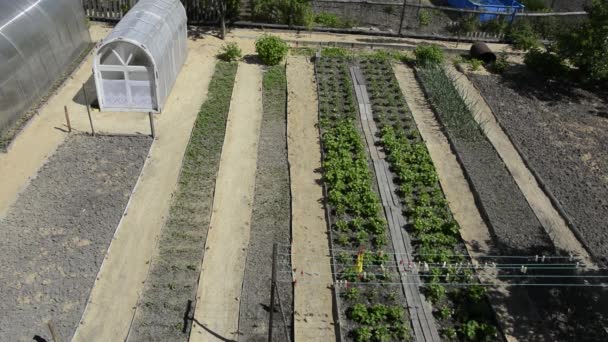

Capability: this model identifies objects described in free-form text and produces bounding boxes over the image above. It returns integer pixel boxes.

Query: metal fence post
[268,243,278,342]
[398,0,408,36]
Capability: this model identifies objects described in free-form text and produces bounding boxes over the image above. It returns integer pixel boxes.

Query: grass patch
[128,61,238,340]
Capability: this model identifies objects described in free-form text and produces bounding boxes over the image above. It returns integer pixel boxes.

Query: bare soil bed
[0,134,151,341]
[239,65,293,341]
[416,67,553,256]
[469,72,608,262]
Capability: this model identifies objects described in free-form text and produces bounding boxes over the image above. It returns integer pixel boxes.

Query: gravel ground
[238,65,293,342]
[469,72,608,261]
[0,135,151,342]
[416,67,553,255]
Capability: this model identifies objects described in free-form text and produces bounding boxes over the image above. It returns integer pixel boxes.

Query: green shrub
[524,48,567,77]
[414,44,444,67]
[490,54,509,74]
[555,0,608,82]
[507,22,540,51]
[255,35,288,65]
[314,12,355,28]
[419,9,431,26]
[217,42,242,61]
[253,0,312,26]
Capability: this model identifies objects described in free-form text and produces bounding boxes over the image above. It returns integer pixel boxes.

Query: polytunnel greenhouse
[0,0,91,132]
[93,0,188,113]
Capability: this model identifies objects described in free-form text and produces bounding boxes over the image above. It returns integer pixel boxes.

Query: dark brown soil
[415,67,553,256]
[0,135,151,341]
[238,65,293,342]
[469,72,608,262]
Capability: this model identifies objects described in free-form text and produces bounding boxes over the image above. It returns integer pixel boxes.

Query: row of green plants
[317,56,411,342]
[359,53,499,341]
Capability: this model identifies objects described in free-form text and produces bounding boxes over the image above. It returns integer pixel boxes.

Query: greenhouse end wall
[0,0,91,133]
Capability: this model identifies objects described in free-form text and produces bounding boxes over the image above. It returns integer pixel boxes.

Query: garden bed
[239,65,293,341]
[468,71,608,262]
[127,62,237,341]
[415,65,553,256]
[358,55,501,341]
[0,134,151,341]
[316,55,411,342]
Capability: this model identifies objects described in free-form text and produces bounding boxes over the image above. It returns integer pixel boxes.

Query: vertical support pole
[82,83,95,136]
[398,0,407,37]
[149,112,156,138]
[268,243,278,342]
[47,321,61,342]
[64,106,72,133]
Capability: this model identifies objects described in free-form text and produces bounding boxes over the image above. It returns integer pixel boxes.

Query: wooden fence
[82,0,219,24]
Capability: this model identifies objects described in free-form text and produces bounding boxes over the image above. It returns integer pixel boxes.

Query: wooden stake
[47,321,61,342]
[82,83,95,136]
[64,106,72,133]
[148,112,156,138]
[268,243,278,342]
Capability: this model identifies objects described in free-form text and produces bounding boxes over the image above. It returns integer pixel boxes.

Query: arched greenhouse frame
[93,0,188,113]
[0,0,91,132]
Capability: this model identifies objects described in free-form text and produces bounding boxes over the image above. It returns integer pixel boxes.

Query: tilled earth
[238,66,292,342]
[0,135,151,341]
[470,72,608,262]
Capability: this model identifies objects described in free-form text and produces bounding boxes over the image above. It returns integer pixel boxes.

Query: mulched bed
[469,72,608,262]
[0,134,151,341]
[416,66,553,256]
[127,62,237,341]
[238,65,293,341]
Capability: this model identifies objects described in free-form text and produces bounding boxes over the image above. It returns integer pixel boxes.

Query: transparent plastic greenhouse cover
[0,0,91,132]
[94,0,188,112]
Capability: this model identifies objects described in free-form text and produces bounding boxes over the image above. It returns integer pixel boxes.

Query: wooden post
[47,321,61,342]
[268,243,278,342]
[148,112,156,138]
[82,83,95,136]
[398,0,408,36]
[64,106,72,133]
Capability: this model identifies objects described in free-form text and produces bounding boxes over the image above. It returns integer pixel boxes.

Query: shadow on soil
[499,66,608,107]
[72,74,99,109]
[488,245,608,342]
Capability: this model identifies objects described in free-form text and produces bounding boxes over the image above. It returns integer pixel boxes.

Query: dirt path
[445,66,592,265]
[189,62,263,342]
[286,56,336,341]
[393,63,553,341]
[71,37,220,342]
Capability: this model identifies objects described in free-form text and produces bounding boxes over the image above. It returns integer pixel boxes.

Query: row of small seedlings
[316,47,500,341]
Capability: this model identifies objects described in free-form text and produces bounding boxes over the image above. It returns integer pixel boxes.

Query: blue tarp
[448,0,524,21]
